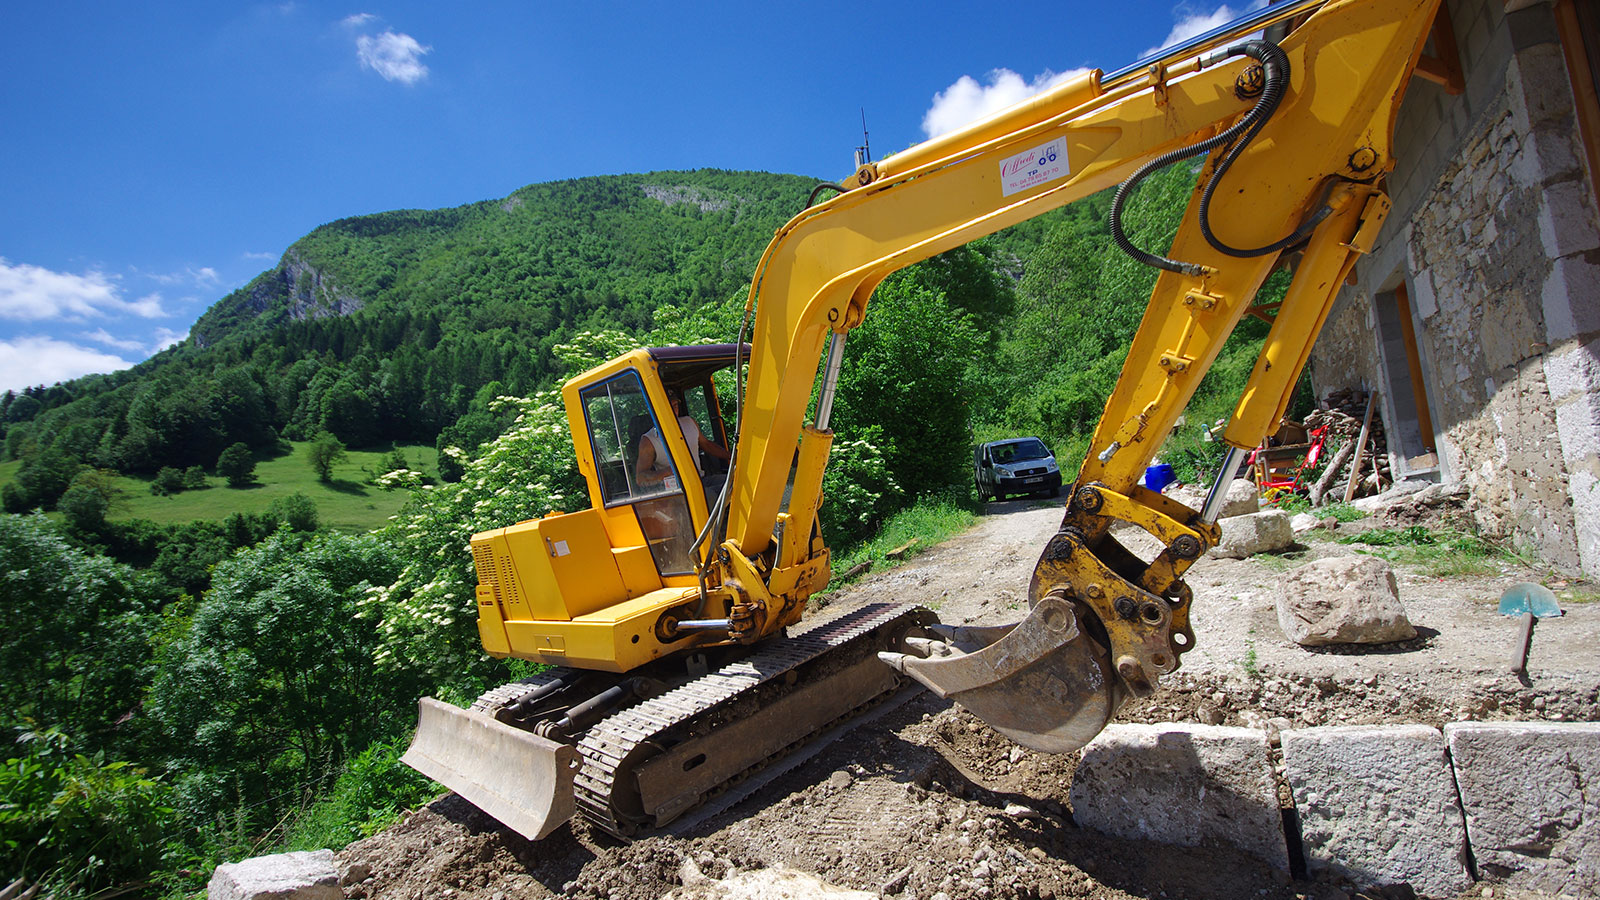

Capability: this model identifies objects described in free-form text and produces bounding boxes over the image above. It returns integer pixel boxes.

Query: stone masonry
[1308,0,1600,577]
[1066,721,1599,898]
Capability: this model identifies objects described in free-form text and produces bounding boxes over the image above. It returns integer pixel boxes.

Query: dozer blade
[402,696,579,840]
[879,592,1126,753]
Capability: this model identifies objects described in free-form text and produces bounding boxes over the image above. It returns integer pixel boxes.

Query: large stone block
[208,850,341,900]
[1543,336,1600,404]
[1207,509,1294,559]
[1445,722,1600,896]
[1070,723,1289,870]
[1221,477,1260,518]
[1538,179,1600,259]
[1275,556,1417,646]
[1543,256,1600,343]
[1281,725,1470,898]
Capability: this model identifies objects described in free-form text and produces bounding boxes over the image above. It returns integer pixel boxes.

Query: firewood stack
[1304,388,1392,503]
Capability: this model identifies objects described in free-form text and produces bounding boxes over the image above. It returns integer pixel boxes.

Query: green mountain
[1,170,821,506]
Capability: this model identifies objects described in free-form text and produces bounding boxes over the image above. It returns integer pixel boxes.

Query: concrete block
[1542,336,1600,404]
[1543,256,1600,343]
[1522,125,1584,184]
[208,850,341,900]
[1070,723,1289,870]
[1207,509,1294,560]
[1281,725,1470,898]
[1538,179,1600,259]
[1276,556,1417,646]
[1446,722,1600,896]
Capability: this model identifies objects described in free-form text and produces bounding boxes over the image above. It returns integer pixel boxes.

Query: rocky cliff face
[191,251,363,349]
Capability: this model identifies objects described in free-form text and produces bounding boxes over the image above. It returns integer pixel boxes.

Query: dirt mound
[340,498,1599,900]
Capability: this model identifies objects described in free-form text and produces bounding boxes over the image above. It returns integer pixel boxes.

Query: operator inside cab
[635,390,730,506]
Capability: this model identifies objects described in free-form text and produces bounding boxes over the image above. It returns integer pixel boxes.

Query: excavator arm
[717,0,1440,747]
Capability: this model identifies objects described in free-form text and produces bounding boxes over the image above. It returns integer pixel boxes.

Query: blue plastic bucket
[1144,463,1176,493]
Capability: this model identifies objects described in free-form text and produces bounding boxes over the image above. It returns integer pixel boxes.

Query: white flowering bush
[361,391,582,693]
[819,426,902,547]
[372,468,426,491]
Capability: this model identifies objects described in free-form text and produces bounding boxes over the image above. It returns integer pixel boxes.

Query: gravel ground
[339,494,1599,900]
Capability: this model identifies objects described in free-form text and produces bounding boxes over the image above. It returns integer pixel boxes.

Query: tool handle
[1509,611,1534,675]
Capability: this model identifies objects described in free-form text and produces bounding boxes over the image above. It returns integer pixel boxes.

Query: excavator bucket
[401,697,579,840]
[879,593,1126,753]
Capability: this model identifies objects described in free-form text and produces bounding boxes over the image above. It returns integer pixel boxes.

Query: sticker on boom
[1000,138,1070,198]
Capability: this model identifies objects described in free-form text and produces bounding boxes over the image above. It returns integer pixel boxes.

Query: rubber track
[572,602,926,838]
[468,672,561,715]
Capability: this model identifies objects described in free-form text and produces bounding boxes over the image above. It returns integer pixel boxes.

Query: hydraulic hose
[1109,40,1312,275]
[690,303,753,614]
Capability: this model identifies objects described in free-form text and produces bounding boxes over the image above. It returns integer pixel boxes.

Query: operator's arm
[698,431,730,463]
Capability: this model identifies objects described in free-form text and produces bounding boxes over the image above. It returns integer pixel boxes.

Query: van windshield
[993,439,1050,463]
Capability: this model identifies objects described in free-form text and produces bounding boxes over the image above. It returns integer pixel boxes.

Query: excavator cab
[462,343,751,676]
[569,343,742,578]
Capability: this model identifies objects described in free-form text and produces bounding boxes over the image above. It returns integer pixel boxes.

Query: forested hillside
[0,170,818,509]
[0,161,1294,898]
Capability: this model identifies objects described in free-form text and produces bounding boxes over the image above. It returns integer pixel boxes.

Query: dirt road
[341,498,1599,900]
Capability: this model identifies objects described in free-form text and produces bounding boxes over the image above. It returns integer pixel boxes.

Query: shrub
[0,726,176,896]
[216,442,256,488]
[268,492,320,532]
[150,466,185,496]
[306,432,347,482]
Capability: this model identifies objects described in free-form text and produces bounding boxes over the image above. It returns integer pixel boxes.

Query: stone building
[1308,0,1600,577]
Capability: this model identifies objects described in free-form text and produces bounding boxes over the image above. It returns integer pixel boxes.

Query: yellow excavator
[404,0,1444,840]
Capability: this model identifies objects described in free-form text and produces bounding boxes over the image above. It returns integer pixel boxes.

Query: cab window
[578,371,695,576]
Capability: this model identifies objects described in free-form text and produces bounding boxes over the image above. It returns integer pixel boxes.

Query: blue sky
[0,1,1260,393]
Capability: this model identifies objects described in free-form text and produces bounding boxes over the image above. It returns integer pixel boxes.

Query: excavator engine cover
[880,592,1126,752]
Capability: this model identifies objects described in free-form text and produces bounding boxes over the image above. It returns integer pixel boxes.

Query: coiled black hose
[1109,40,1316,275]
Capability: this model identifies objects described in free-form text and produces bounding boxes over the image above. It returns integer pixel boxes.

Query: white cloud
[83,328,148,353]
[0,258,173,321]
[242,250,279,262]
[356,30,431,84]
[125,292,168,318]
[145,265,220,287]
[342,12,377,27]
[0,259,120,320]
[922,68,1088,138]
[152,327,188,352]
[0,336,134,391]
[1142,1,1268,58]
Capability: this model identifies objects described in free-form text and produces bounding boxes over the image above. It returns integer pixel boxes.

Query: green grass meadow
[96,443,438,533]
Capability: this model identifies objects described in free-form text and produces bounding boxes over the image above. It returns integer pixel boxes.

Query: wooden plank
[1343,391,1380,504]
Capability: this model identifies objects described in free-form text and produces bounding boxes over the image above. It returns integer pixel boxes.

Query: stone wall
[1309,0,1600,576]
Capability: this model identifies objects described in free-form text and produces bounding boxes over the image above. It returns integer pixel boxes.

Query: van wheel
[1049,486,1061,498]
